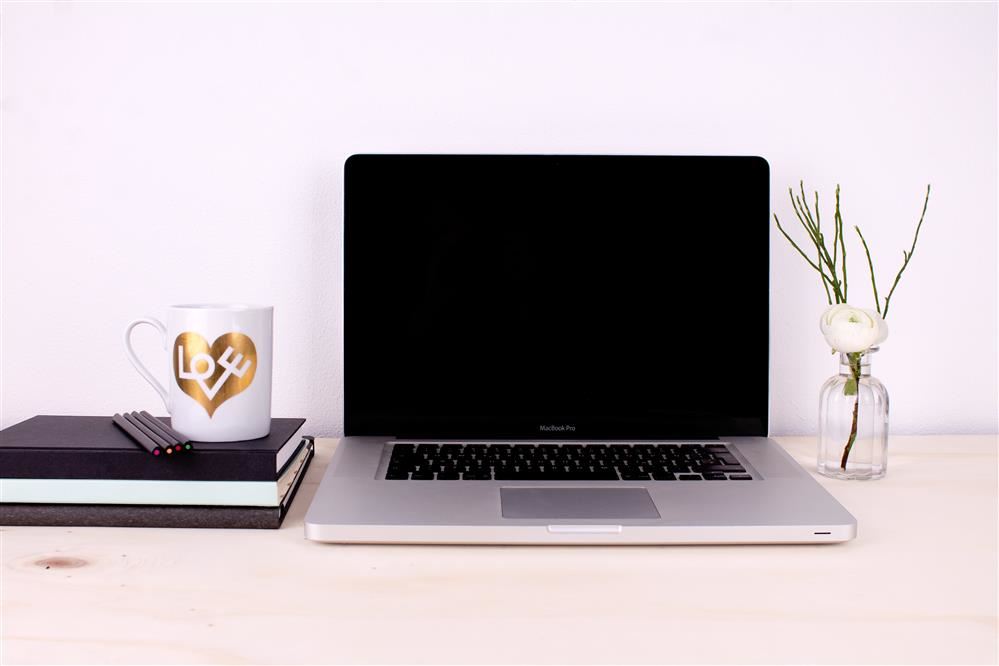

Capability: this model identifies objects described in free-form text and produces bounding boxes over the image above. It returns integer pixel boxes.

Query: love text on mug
[173,332,257,416]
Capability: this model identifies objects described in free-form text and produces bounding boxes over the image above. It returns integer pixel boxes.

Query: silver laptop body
[305,155,857,545]
[306,436,856,544]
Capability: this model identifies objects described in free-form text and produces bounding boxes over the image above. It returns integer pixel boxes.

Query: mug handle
[124,317,170,410]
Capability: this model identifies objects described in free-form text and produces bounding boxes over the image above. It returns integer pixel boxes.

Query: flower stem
[840,352,863,469]
[841,396,860,470]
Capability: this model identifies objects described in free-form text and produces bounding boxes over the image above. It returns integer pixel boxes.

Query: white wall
[2,1,996,436]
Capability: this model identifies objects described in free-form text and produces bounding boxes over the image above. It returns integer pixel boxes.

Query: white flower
[819,303,889,353]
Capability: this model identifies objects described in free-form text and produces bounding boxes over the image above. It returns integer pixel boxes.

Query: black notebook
[0,438,315,529]
[0,416,306,481]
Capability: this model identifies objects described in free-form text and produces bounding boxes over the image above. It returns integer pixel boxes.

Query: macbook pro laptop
[305,154,857,544]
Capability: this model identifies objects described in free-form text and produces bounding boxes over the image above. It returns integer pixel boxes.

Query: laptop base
[305,436,856,545]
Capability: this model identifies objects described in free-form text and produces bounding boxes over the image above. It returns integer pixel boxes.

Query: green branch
[796,186,837,278]
[882,184,931,319]
[791,184,843,302]
[774,214,845,296]
[817,237,831,303]
[831,191,840,279]
[775,181,930,322]
[814,190,831,304]
[834,185,848,302]
[855,226,881,315]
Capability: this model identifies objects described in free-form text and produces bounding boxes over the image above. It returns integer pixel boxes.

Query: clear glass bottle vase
[818,347,889,480]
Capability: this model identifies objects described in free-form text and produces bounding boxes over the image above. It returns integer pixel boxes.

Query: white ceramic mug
[124,304,273,442]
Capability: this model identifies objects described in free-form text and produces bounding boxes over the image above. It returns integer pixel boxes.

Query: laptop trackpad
[500,487,661,519]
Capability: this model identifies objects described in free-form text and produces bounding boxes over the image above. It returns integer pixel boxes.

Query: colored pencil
[133,411,179,444]
[112,413,163,456]
[123,412,176,454]
[138,411,193,451]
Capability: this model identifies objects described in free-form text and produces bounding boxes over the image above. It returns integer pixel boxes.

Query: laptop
[305,154,857,544]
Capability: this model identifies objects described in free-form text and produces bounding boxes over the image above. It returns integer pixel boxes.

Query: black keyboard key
[388,442,733,481]
[703,464,746,473]
[729,474,753,480]
[558,467,609,480]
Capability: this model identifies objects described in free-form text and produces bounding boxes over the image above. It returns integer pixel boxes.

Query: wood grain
[2,435,996,664]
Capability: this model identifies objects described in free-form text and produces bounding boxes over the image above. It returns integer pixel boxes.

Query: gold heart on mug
[173,332,257,417]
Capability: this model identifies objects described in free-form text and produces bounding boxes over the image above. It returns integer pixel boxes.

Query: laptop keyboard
[384,442,752,481]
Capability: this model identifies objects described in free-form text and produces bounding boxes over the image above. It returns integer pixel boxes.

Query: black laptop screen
[344,155,770,439]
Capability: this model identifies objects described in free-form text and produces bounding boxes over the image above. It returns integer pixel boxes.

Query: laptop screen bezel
[343,154,770,439]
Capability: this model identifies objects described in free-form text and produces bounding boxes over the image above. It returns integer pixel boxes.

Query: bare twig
[792,184,843,301]
[834,185,848,302]
[814,190,831,304]
[818,239,831,303]
[774,214,844,296]
[882,184,931,318]
[832,191,840,280]
[777,181,930,331]
[855,226,881,315]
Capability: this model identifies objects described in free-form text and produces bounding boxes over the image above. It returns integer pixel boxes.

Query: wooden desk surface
[3,435,997,665]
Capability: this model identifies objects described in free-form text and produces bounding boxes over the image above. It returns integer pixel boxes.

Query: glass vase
[818,347,889,480]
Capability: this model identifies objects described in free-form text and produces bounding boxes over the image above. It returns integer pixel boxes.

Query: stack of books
[0,416,312,529]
